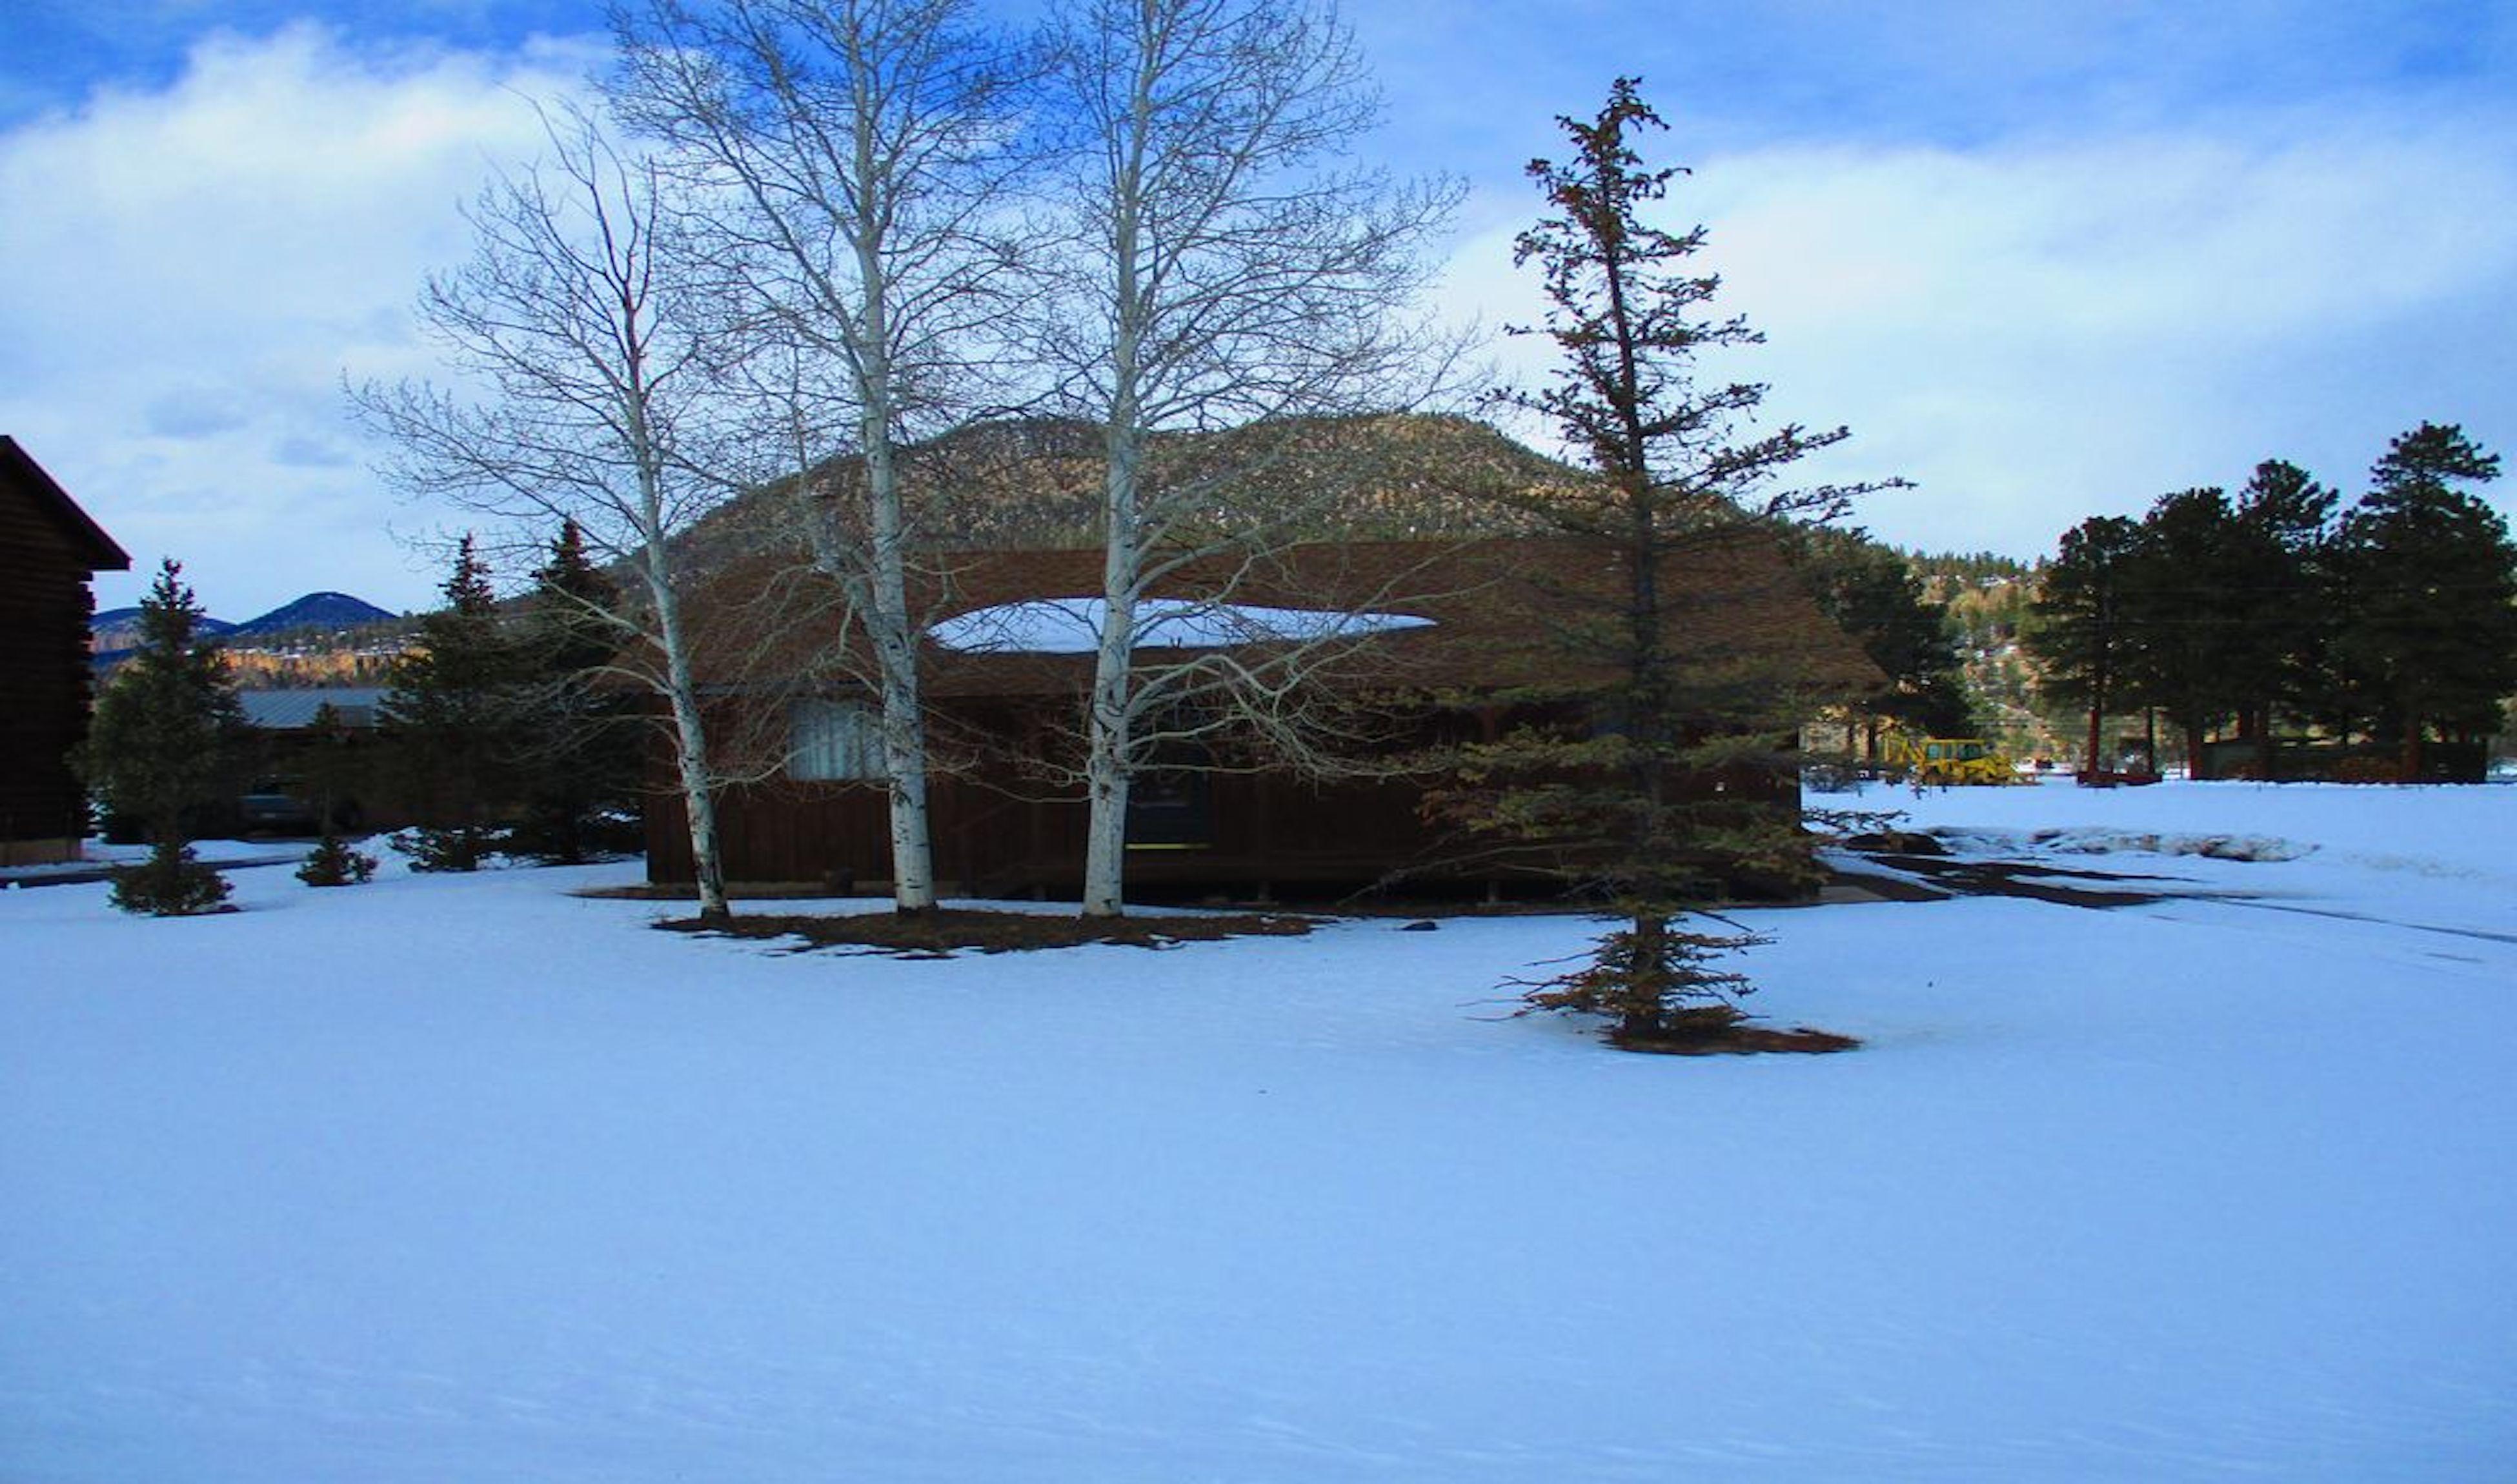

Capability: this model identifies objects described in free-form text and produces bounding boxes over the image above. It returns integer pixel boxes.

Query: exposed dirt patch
[1579,1005,1861,1056]
[1611,1023,1862,1056]
[655,907,1318,957]
[581,883,876,903]
[1821,866,1950,904]
[1841,829,1947,856]
[1848,852,2178,909]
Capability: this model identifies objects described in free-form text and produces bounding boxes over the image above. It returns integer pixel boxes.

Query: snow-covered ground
[4,780,2512,1481]
[0,837,306,882]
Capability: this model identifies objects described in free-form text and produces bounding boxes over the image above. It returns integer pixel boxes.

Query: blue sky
[3,0,2512,617]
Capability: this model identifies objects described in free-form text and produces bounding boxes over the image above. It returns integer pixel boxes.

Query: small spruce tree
[380,536,526,870]
[81,559,243,916]
[296,832,379,887]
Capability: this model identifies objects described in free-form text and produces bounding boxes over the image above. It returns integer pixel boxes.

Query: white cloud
[142,386,254,439]
[1436,105,2517,557]
[0,23,601,617]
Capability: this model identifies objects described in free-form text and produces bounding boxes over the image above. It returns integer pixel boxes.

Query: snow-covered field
[5,780,2513,1481]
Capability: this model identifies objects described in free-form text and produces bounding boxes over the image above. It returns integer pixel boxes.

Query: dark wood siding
[647,696,1810,902]
[647,770,1093,892]
[642,528,1857,901]
[0,483,106,854]
[646,700,1482,899]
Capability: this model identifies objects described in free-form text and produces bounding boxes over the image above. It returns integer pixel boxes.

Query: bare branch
[349,102,741,920]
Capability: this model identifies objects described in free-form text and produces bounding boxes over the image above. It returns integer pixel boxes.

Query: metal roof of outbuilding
[236,688,390,730]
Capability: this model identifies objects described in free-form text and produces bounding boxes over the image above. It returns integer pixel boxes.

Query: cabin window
[1126,738,1214,848]
[790,697,887,781]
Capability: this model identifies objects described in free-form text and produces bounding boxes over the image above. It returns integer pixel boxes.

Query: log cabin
[1,438,130,865]
[643,532,1878,904]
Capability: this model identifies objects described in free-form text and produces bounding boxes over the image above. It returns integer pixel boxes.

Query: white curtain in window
[790,697,887,781]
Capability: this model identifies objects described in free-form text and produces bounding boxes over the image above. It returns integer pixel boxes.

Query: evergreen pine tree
[2025,516,2144,774]
[1437,79,1881,1050]
[1795,530,1972,749]
[506,520,638,864]
[296,831,379,887]
[2115,486,2278,778]
[80,559,243,915]
[294,702,378,887]
[381,536,525,870]
[2232,459,2338,774]
[290,701,370,836]
[2326,423,2515,777]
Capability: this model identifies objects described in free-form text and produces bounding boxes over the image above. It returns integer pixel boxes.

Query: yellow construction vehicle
[1881,731,2021,786]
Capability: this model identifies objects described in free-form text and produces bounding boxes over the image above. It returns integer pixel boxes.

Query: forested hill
[1906,550,2039,592]
[1905,550,2039,651]
[1900,546,2056,756]
[675,411,1588,568]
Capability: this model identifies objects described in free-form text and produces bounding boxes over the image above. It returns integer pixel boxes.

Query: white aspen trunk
[664,639,733,921]
[1079,672,1133,914]
[1080,428,1142,917]
[849,75,938,915]
[1078,30,1158,920]
[781,417,934,914]
[641,539,730,920]
[864,432,937,912]
[628,357,732,923]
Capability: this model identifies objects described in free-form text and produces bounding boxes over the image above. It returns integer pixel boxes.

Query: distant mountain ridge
[227,591,399,636]
[91,590,401,658]
[93,587,414,687]
[88,608,234,651]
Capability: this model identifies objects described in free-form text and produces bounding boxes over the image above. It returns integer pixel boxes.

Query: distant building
[0,438,130,864]
[229,687,401,834]
[236,687,390,732]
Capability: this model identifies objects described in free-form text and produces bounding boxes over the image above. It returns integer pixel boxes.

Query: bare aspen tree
[1035,0,1456,916]
[350,106,738,923]
[610,0,1029,915]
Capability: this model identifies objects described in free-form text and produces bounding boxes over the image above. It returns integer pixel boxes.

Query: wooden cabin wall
[0,486,101,861]
[642,699,1805,899]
